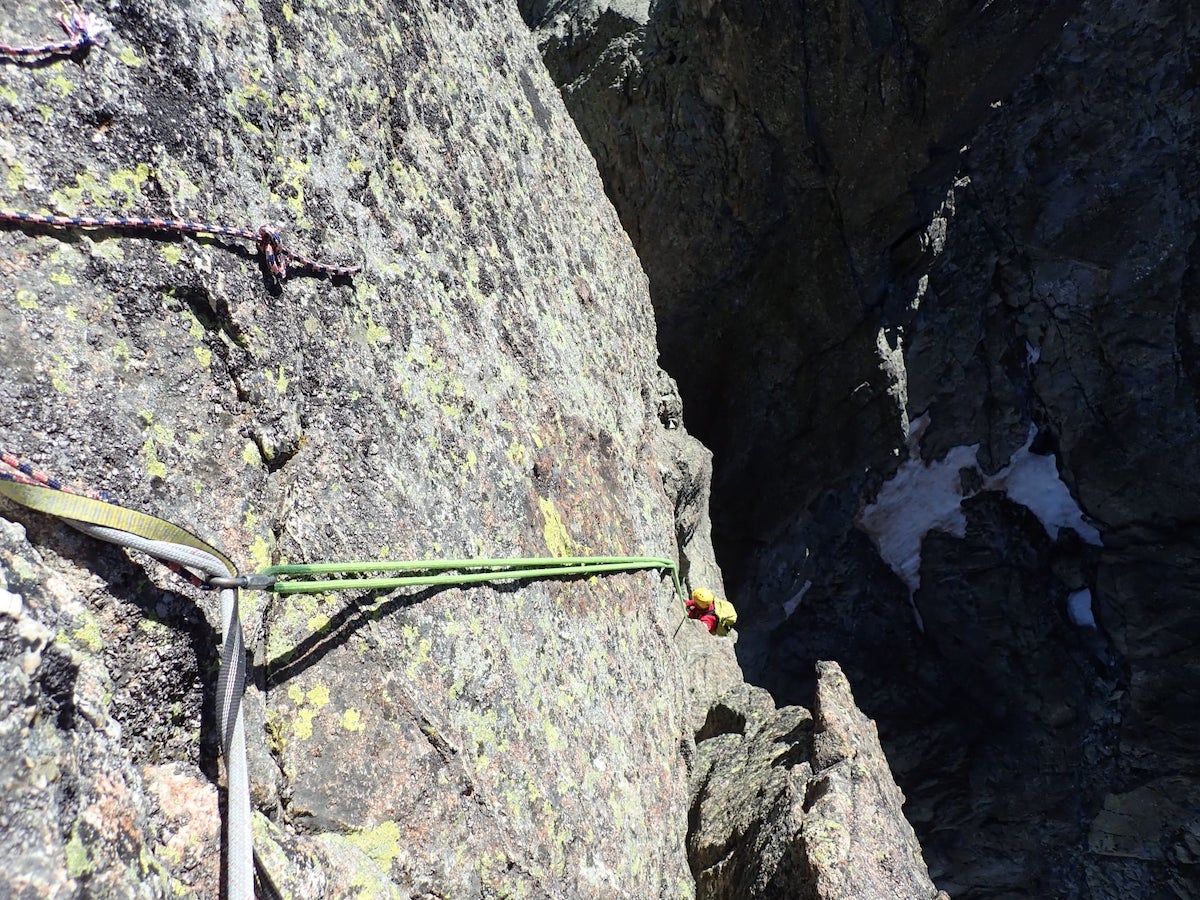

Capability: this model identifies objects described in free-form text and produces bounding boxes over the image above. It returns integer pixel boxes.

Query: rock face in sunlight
[0,0,688,894]
[523,0,1200,897]
[0,1,942,898]
[687,661,947,900]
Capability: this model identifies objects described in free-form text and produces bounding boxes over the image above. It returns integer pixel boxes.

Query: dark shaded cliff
[522,0,1200,896]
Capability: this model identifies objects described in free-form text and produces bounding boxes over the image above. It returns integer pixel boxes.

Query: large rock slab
[687,660,946,900]
[0,0,709,894]
[523,0,1200,895]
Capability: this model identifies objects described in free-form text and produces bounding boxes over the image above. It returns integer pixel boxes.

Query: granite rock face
[0,1,941,897]
[0,517,199,898]
[688,661,946,900]
[523,0,1200,896]
[0,0,697,895]
[1,481,939,900]
[804,661,948,900]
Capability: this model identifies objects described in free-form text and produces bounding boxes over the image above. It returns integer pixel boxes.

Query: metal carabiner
[207,573,278,591]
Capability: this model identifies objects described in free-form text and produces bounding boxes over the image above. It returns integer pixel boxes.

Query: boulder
[687,660,946,900]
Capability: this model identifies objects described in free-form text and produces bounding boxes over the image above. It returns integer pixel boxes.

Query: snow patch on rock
[1067,589,1098,628]
[858,415,1101,597]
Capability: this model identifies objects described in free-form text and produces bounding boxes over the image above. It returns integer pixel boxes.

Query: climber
[686,587,738,636]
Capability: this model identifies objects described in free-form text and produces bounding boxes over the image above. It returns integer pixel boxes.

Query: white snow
[783,580,812,619]
[856,414,975,595]
[876,327,910,435]
[1067,589,1097,628]
[858,416,1102,597]
[981,426,1102,545]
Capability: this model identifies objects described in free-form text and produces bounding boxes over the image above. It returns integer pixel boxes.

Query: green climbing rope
[260,555,684,599]
[0,464,688,900]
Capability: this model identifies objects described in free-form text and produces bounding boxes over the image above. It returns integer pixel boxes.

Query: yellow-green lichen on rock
[0,0,714,897]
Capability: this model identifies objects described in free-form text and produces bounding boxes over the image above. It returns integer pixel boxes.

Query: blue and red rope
[0,449,111,501]
[2,10,361,283]
[0,8,110,59]
[0,210,361,281]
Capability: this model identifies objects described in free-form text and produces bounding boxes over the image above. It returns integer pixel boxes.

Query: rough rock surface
[689,660,946,900]
[0,1,943,898]
[803,662,947,900]
[0,517,197,898]
[522,0,1200,897]
[0,0,700,895]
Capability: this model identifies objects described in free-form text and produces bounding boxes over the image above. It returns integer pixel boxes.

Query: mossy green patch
[142,442,168,479]
[293,706,317,740]
[407,636,431,679]
[341,708,365,732]
[240,585,260,621]
[5,159,26,192]
[543,720,565,752]
[65,829,92,877]
[50,353,72,394]
[804,818,849,865]
[48,74,74,96]
[265,710,288,755]
[53,170,109,215]
[71,617,103,652]
[181,307,204,339]
[249,534,272,571]
[137,844,174,887]
[345,820,402,871]
[138,617,169,635]
[307,683,330,708]
[118,45,145,67]
[239,117,264,137]
[136,412,174,479]
[108,163,152,203]
[539,497,576,558]
[365,318,389,345]
[87,237,125,262]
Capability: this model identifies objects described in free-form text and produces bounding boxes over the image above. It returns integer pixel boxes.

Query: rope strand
[0,210,361,282]
[0,8,110,59]
[0,449,110,500]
